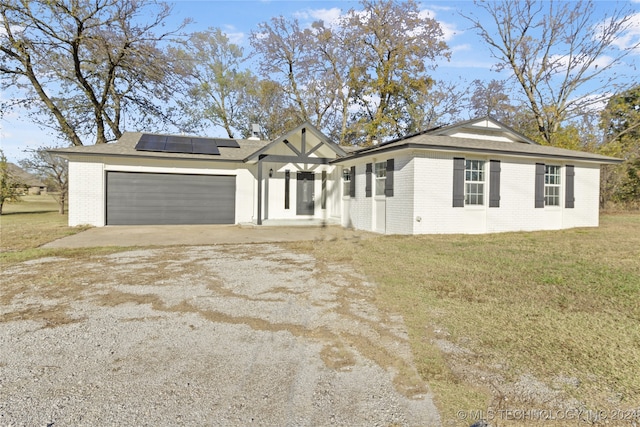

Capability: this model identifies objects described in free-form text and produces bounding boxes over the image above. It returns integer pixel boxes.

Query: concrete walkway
[43,224,374,248]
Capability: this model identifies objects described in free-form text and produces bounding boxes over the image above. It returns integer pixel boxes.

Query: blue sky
[1,0,639,162]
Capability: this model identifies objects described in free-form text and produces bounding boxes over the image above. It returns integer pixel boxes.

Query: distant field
[292,214,640,426]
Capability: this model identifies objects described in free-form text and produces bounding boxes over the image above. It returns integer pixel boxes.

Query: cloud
[418,8,460,42]
[221,25,244,45]
[611,12,640,54]
[451,44,472,53]
[293,7,343,26]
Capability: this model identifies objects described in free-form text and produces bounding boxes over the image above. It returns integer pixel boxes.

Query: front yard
[292,213,640,426]
[2,196,639,426]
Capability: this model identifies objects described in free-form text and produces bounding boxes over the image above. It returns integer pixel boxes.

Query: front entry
[296,172,314,215]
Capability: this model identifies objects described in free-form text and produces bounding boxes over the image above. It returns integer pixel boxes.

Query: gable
[430,117,537,145]
[245,122,346,164]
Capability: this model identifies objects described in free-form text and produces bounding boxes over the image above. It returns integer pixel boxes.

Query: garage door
[106,172,235,225]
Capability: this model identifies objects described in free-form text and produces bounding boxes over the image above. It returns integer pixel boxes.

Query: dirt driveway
[0,243,440,426]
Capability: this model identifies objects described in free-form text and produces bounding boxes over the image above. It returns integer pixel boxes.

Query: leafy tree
[173,29,255,138]
[0,150,22,215]
[251,0,450,145]
[0,0,188,146]
[239,79,301,140]
[250,16,313,124]
[20,148,69,214]
[599,85,640,207]
[343,0,449,143]
[469,79,516,122]
[465,0,638,146]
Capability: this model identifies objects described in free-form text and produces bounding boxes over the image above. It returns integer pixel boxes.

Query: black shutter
[385,158,394,197]
[285,170,290,209]
[453,157,465,207]
[321,170,327,209]
[350,166,356,197]
[565,165,575,209]
[365,163,372,198]
[489,160,501,208]
[535,163,545,208]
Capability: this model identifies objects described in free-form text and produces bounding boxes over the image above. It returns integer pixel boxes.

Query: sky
[1,0,639,163]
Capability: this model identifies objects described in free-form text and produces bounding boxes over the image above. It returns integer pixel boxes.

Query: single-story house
[7,163,47,195]
[51,117,621,234]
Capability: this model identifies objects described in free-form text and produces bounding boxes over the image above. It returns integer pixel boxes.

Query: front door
[296,172,314,215]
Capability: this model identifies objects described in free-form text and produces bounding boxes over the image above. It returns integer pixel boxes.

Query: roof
[50,132,270,162]
[7,163,46,187]
[339,132,621,164]
[50,119,621,166]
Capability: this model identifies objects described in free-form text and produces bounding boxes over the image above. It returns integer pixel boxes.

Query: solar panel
[134,134,237,155]
[163,135,194,153]
[136,134,167,151]
[214,139,241,148]
[191,138,221,155]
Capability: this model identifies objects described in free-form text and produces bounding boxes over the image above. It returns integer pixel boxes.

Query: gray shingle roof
[50,132,270,162]
[341,133,621,164]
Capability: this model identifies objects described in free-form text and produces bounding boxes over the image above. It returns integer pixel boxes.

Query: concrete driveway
[43,224,372,248]
[2,242,440,425]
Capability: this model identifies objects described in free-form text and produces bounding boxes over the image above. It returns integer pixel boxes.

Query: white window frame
[465,159,485,206]
[342,168,351,197]
[544,165,561,206]
[375,162,386,196]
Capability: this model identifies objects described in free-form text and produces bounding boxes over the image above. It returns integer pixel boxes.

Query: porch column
[257,155,263,225]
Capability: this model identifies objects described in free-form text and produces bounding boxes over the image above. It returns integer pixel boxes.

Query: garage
[106,172,236,225]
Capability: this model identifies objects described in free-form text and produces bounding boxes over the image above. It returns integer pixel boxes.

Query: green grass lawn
[291,214,640,426]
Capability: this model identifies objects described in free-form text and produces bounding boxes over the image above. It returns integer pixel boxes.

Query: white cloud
[418,8,460,42]
[451,44,472,53]
[611,12,640,54]
[293,7,343,26]
[222,25,244,45]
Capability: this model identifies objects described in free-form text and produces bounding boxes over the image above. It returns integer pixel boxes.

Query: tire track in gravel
[0,244,440,426]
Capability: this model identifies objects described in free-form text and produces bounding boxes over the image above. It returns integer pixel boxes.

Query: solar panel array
[135,134,240,155]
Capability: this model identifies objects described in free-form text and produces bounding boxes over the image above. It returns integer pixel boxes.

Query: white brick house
[52,118,620,234]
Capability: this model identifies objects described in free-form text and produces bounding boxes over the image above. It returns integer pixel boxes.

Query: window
[465,160,485,205]
[375,162,386,196]
[342,168,351,197]
[544,165,561,206]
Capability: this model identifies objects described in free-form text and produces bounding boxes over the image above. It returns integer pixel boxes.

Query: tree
[0,0,188,146]
[0,150,22,215]
[469,79,516,122]
[239,79,301,140]
[173,29,256,138]
[599,85,640,207]
[19,148,68,214]
[465,0,639,146]
[343,0,449,143]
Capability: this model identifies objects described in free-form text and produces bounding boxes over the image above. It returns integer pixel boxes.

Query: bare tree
[0,0,188,146]
[465,0,639,145]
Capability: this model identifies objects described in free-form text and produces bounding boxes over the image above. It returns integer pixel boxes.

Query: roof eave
[331,143,623,165]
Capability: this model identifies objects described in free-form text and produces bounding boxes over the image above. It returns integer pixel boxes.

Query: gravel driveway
[0,244,440,426]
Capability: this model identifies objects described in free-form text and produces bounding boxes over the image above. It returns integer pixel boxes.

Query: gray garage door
[106,172,235,225]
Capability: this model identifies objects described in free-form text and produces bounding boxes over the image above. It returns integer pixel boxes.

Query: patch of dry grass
[0,195,88,253]
[289,214,640,426]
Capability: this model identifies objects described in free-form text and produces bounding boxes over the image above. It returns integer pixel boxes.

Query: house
[50,117,621,234]
[7,163,47,195]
